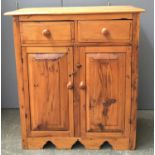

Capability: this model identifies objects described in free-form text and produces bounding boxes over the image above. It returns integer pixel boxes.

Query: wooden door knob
[76,63,82,68]
[101,28,108,35]
[67,81,73,89]
[42,29,51,37]
[79,81,86,89]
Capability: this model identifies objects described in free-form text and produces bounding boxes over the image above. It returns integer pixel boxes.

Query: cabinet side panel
[13,16,28,148]
[130,13,140,149]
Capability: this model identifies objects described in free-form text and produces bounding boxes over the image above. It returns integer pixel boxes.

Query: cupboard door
[80,46,131,138]
[23,47,74,137]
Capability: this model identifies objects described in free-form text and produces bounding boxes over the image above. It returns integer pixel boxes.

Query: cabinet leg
[111,140,130,150]
[27,142,45,149]
[129,137,136,150]
[112,144,130,150]
[22,138,28,149]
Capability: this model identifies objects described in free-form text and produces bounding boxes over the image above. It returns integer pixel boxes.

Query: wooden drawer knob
[79,81,86,89]
[101,28,108,35]
[67,81,73,89]
[42,29,51,37]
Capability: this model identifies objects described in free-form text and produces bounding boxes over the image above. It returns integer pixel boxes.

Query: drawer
[78,20,132,43]
[20,22,74,43]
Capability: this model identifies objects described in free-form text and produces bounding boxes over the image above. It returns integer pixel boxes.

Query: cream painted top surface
[4,6,144,16]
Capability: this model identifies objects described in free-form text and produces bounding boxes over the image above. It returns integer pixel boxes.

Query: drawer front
[78,20,132,43]
[20,22,73,43]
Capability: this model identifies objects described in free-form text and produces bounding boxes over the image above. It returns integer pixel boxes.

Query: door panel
[80,46,131,137]
[28,53,68,131]
[86,53,125,132]
[23,47,74,137]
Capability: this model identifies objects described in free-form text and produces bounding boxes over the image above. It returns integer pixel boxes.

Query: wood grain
[129,13,140,149]
[19,14,133,21]
[26,137,130,150]
[13,16,28,148]
[80,46,131,139]
[28,53,68,131]
[20,22,73,44]
[86,53,124,132]
[8,7,143,150]
[22,47,74,137]
[78,20,132,43]
[4,6,144,16]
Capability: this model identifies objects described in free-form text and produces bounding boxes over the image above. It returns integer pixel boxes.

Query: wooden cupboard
[4,6,144,150]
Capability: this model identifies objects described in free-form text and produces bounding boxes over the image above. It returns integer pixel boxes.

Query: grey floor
[2,109,154,155]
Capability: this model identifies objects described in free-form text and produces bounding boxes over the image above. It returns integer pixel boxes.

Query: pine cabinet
[5,6,144,150]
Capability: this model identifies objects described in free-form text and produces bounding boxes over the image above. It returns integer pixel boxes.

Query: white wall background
[1,0,154,109]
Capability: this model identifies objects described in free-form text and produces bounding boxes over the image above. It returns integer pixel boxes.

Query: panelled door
[79,46,131,138]
[23,47,74,137]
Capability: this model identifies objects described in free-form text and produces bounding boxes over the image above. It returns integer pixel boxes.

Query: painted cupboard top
[4,6,144,16]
